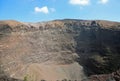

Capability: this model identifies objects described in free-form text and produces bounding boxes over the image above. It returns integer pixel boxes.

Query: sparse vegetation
[23,76,28,81]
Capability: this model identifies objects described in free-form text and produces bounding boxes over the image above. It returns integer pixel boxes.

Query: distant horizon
[0,18,120,23]
[0,0,120,22]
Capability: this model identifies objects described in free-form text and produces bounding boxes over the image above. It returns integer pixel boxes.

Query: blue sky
[0,0,120,22]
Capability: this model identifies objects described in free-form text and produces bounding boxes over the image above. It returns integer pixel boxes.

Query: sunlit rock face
[0,19,120,81]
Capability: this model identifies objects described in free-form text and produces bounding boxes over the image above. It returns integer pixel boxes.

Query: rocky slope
[0,19,120,81]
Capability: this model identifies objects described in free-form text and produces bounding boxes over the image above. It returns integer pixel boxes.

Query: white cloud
[69,0,90,6]
[34,6,49,14]
[98,0,109,4]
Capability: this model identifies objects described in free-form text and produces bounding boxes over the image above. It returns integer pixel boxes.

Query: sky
[0,0,120,22]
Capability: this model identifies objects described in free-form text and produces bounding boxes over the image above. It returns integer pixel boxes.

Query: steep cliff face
[0,19,120,81]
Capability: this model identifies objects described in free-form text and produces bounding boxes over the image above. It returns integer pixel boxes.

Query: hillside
[0,19,120,81]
